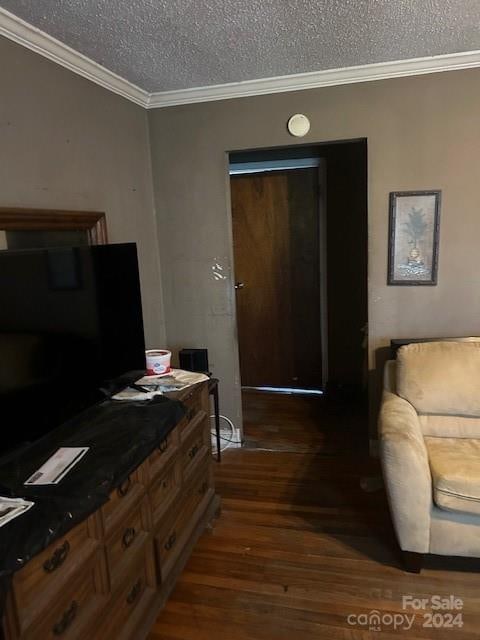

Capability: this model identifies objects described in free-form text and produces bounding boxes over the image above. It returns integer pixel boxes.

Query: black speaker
[179,348,209,374]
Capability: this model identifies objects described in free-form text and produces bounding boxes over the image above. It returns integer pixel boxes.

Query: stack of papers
[0,448,91,529]
[112,369,209,401]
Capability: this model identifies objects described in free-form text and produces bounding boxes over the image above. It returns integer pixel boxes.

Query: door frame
[227,139,369,402]
[317,158,329,388]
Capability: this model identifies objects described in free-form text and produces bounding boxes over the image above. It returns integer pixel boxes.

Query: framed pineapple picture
[388,190,441,285]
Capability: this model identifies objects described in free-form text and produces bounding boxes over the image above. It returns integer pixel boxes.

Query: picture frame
[388,190,441,285]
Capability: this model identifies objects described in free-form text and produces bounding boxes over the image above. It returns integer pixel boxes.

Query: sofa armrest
[379,390,432,553]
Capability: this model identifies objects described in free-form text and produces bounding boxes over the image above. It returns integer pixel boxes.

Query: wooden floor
[149,391,480,639]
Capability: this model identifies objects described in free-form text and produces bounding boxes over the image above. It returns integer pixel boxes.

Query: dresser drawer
[154,508,186,582]
[154,459,213,583]
[178,385,208,442]
[105,498,151,591]
[20,548,108,640]
[12,516,100,634]
[102,468,145,537]
[93,543,156,640]
[193,459,214,499]
[183,459,214,525]
[146,426,179,483]
[149,460,181,529]
[181,419,209,483]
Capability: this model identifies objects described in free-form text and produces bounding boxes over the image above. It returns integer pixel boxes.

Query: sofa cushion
[425,437,480,516]
[397,341,480,417]
[419,414,480,438]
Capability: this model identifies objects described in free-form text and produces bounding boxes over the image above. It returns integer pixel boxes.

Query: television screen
[0,243,146,455]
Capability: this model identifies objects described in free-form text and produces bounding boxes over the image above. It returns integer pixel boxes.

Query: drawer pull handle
[164,531,177,551]
[162,480,168,489]
[122,527,136,549]
[53,600,77,635]
[158,437,168,453]
[199,481,209,495]
[188,444,199,459]
[126,579,142,605]
[117,476,132,497]
[43,540,70,573]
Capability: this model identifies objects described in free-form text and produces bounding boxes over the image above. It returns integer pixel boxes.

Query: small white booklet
[0,496,34,528]
[24,447,89,486]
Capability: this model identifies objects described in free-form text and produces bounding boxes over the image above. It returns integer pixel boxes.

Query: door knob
[234,282,245,290]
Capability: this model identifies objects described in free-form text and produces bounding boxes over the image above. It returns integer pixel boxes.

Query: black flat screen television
[0,243,146,456]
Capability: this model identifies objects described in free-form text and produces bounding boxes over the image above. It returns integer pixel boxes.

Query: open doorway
[229,140,368,420]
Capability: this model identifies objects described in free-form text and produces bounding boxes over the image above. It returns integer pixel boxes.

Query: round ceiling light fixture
[287,113,310,137]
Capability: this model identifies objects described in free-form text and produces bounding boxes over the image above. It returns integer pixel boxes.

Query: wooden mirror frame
[0,208,108,244]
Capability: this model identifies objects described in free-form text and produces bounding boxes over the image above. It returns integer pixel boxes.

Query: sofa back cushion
[397,341,480,417]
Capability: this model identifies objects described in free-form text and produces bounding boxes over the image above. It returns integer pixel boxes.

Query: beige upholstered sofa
[379,340,480,572]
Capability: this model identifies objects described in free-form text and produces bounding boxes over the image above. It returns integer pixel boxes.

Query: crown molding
[146,49,480,108]
[2,5,480,110]
[0,7,149,107]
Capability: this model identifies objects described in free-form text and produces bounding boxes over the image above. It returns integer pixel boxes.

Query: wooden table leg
[213,382,221,462]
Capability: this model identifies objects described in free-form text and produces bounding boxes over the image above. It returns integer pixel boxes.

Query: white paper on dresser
[24,447,89,485]
[0,497,34,527]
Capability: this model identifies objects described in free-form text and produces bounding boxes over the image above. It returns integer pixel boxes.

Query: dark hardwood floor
[149,390,480,639]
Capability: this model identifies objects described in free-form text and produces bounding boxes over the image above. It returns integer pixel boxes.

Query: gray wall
[148,68,480,431]
[5,28,480,432]
[0,36,165,346]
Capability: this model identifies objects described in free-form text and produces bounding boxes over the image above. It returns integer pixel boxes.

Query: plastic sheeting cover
[0,392,185,611]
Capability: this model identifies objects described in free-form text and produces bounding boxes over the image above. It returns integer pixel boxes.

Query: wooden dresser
[2,382,219,640]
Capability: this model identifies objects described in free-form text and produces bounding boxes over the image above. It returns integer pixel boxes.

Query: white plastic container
[145,349,171,376]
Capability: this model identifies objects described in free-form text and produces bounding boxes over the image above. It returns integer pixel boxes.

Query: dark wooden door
[231,169,322,389]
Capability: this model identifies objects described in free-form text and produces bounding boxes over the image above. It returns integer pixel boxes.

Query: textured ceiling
[2,0,480,93]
